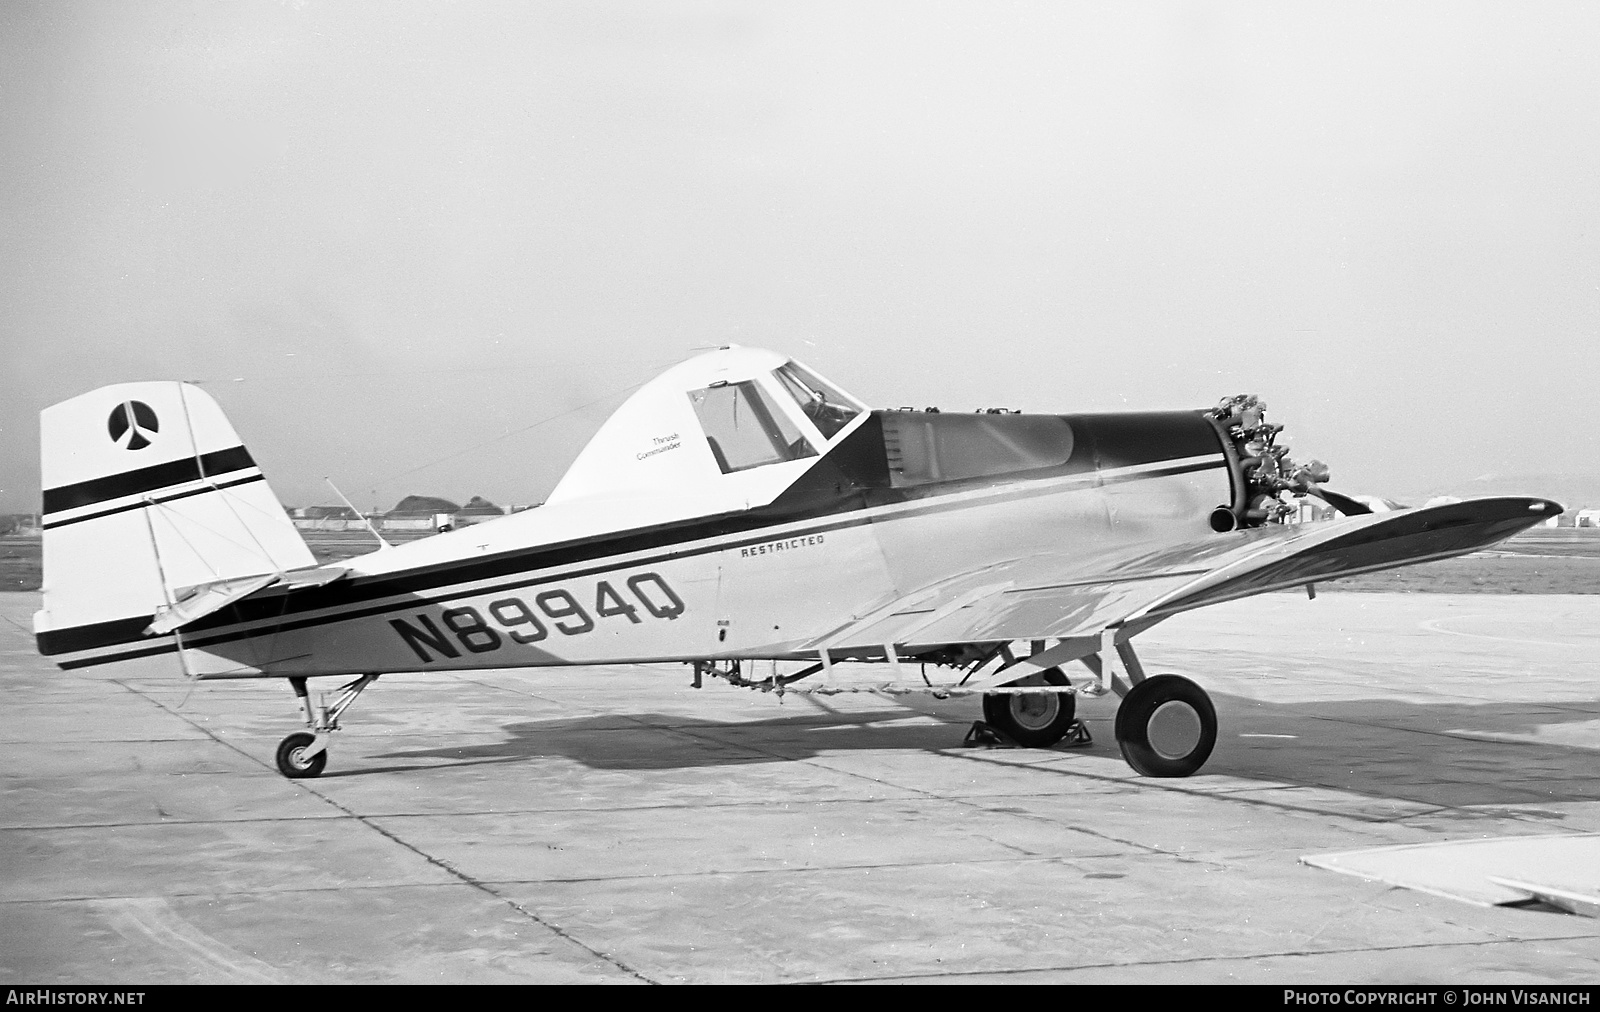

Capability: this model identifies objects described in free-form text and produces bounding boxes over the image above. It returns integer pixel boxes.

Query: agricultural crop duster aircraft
[35,348,1558,779]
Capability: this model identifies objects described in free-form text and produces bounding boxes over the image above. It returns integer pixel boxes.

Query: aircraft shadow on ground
[354,690,1600,810]
[1199,691,1600,810]
[358,706,956,774]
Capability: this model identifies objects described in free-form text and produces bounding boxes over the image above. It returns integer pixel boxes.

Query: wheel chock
[964,719,1094,749]
[963,720,1016,747]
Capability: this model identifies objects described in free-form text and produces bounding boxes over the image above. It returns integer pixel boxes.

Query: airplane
[34,347,1560,780]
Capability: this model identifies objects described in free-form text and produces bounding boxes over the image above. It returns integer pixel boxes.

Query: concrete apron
[2,592,1599,984]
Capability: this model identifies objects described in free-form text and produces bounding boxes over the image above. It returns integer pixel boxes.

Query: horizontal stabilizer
[274,567,349,590]
[145,567,350,636]
[146,574,279,636]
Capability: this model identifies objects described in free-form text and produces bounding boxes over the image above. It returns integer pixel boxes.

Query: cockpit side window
[689,380,817,474]
[774,362,864,440]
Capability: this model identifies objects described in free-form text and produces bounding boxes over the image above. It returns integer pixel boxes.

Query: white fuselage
[37,347,1234,679]
[175,455,1227,678]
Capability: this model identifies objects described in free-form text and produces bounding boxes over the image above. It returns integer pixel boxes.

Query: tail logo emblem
[108,401,160,450]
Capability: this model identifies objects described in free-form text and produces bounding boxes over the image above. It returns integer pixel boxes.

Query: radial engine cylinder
[1206,394,1330,530]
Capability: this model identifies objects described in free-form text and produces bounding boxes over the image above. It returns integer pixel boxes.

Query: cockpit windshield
[689,380,816,474]
[773,362,864,440]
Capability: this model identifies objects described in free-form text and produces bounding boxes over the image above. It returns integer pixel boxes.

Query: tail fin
[34,382,314,662]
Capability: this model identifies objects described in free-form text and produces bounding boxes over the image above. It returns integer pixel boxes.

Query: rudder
[34,382,314,663]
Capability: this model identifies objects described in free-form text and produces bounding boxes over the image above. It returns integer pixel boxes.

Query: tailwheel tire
[275,731,327,779]
[1114,674,1217,778]
[983,667,1077,747]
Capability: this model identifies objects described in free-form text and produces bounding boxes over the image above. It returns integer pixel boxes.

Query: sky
[3,1,1598,513]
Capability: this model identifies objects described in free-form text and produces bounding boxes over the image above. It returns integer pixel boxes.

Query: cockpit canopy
[688,361,865,474]
[544,346,868,509]
[528,345,1226,546]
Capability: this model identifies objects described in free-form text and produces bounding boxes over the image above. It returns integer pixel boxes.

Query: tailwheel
[276,673,379,779]
[275,731,327,779]
[1114,674,1217,777]
[982,667,1077,747]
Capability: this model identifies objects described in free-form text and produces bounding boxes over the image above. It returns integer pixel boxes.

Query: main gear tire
[1114,674,1217,778]
[982,667,1077,747]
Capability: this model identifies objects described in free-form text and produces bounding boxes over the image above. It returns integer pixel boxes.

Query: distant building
[456,495,505,518]
[289,505,361,520]
[380,495,458,532]
[288,504,369,531]
[385,494,505,533]
[389,495,461,516]
[451,496,506,530]
[287,496,515,535]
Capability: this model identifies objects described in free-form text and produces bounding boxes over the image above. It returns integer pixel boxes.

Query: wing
[805,496,1560,653]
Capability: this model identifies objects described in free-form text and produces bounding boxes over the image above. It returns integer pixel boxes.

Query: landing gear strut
[276,674,379,779]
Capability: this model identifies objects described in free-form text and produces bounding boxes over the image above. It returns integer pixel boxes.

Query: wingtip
[1444,495,1564,517]
[1494,496,1564,516]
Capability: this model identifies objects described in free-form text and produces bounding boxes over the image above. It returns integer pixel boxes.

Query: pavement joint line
[807,932,1600,984]
[0,816,355,832]
[337,794,1061,820]
[0,612,34,635]
[11,776,1471,834]
[0,854,1139,908]
[366,851,1139,883]
[0,736,223,744]
[106,675,660,985]
[427,852,1133,887]
[1,791,1014,832]
[0,880,479,906]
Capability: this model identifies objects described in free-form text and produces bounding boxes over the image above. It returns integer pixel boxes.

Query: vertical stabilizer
[35,382,313,660]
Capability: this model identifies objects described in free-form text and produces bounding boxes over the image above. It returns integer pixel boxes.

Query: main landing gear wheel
[983,667,1077,747]
[1114,674,1217,778]
[275,731,327,779]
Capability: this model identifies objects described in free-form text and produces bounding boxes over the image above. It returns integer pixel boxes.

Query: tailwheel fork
[276,674,380,779]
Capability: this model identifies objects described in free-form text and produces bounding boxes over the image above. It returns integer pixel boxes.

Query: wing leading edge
[807,496,1561,653]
